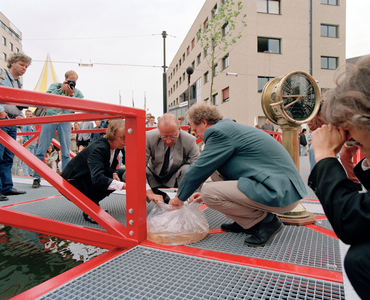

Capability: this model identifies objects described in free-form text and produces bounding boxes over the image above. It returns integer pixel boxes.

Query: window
[187,46,190,56]
[168,76,170,83]
[179,77,182,84]
[213,64,218,77]
[197,29,201,41]
[222,23,229,36]
[3,52,6,61]
[257,0,280,14]
[176,64,178,71]
[223,54,229,69]
[176,81,178,88]
[204,47,209,57]
[258,76,274,93]
[204,71,209,83]
[191,38,195,49]
[179,59,181,66]
[2,36,6,46]
[212,4,218,16]
[197,53,201,65]
[204,98,209,103]
[9,42,13,51]
[258,37,281,54]
[203,18,208,30]
[222,87,230,102]
[183,72,185,81]
[212,93,218,105]
[320,0,338,5]
[191,61,195,69]
[183,53,185,61]
[321,24,338,38]
[16,48,19,53]
[321,56,338,70]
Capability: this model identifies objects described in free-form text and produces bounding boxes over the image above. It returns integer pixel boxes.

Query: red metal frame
[0,86,146,248]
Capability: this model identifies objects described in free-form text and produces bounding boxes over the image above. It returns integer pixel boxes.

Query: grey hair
[321,55,370,132]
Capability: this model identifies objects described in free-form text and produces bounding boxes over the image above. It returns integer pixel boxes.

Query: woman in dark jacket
[308,55,370,299]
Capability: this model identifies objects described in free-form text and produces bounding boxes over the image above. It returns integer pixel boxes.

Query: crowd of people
[1,51,370,297]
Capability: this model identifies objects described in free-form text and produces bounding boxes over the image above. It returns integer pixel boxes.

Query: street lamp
[186,67,194,110]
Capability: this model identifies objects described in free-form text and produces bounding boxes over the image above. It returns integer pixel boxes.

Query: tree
[197,0,247,103]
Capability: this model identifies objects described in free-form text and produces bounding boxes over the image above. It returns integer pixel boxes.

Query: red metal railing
[0,86,147,249]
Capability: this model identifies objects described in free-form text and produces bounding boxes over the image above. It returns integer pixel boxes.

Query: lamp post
[186,67,194,110]
[162,31,167,113]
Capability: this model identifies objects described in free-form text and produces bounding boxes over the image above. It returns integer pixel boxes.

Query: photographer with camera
[32,70,83,189]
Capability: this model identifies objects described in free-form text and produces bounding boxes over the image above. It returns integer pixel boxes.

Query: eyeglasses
[159,135,178,140]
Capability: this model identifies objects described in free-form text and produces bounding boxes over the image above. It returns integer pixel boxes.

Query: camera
[66,80,76,89]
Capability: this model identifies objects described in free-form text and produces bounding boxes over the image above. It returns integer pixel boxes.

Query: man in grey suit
[146,113,200,203]
[170,103,306,247]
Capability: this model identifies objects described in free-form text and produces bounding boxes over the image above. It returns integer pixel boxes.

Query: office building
[167,0,346,127]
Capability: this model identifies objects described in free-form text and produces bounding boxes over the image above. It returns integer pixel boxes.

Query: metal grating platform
[7,191,156,230]
[315,219,334,232]
[190,209,342,272]
[38,246,345,300]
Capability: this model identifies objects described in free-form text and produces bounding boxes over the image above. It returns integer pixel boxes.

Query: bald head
[158,113,180,147]
[158,113,180,129]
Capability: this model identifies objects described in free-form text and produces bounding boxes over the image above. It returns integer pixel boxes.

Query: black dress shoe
[221,222,247,233]
[3,188,26,196]
[244,215,283,247]
[0,194,9,201]
[83,212,98,224]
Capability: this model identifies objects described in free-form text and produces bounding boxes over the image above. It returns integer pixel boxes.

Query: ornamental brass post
[279,121,300,170]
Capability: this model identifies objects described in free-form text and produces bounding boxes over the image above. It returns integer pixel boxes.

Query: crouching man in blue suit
[170,103,306,247]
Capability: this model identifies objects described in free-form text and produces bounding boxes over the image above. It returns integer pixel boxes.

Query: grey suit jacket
[146,128,199,187]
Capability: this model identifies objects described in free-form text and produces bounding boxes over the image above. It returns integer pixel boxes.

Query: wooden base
[278,212,316,226]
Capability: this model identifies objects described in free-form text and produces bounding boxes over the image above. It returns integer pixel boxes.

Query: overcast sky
[1,0,369,119]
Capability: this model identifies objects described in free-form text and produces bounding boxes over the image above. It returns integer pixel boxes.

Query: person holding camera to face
[32,70,84,189]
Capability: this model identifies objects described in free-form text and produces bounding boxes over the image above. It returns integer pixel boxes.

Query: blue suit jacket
[177,119,306,207]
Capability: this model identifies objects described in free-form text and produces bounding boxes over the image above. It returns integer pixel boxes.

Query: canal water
[0,224,107,299]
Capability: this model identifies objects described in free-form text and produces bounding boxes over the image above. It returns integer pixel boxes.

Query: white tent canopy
[33,53,59,93]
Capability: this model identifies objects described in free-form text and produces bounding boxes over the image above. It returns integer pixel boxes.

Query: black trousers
[344,241,370,299]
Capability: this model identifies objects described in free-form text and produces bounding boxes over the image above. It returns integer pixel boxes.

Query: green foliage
[197,0,247,102]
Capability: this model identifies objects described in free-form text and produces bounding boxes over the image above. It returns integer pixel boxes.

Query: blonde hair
[64,70,78,79]
[105,119,125,142]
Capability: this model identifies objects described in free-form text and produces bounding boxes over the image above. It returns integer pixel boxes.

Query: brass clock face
[261,71,321,125]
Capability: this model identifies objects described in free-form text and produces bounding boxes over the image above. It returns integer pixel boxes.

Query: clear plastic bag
[147,202,209,245]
